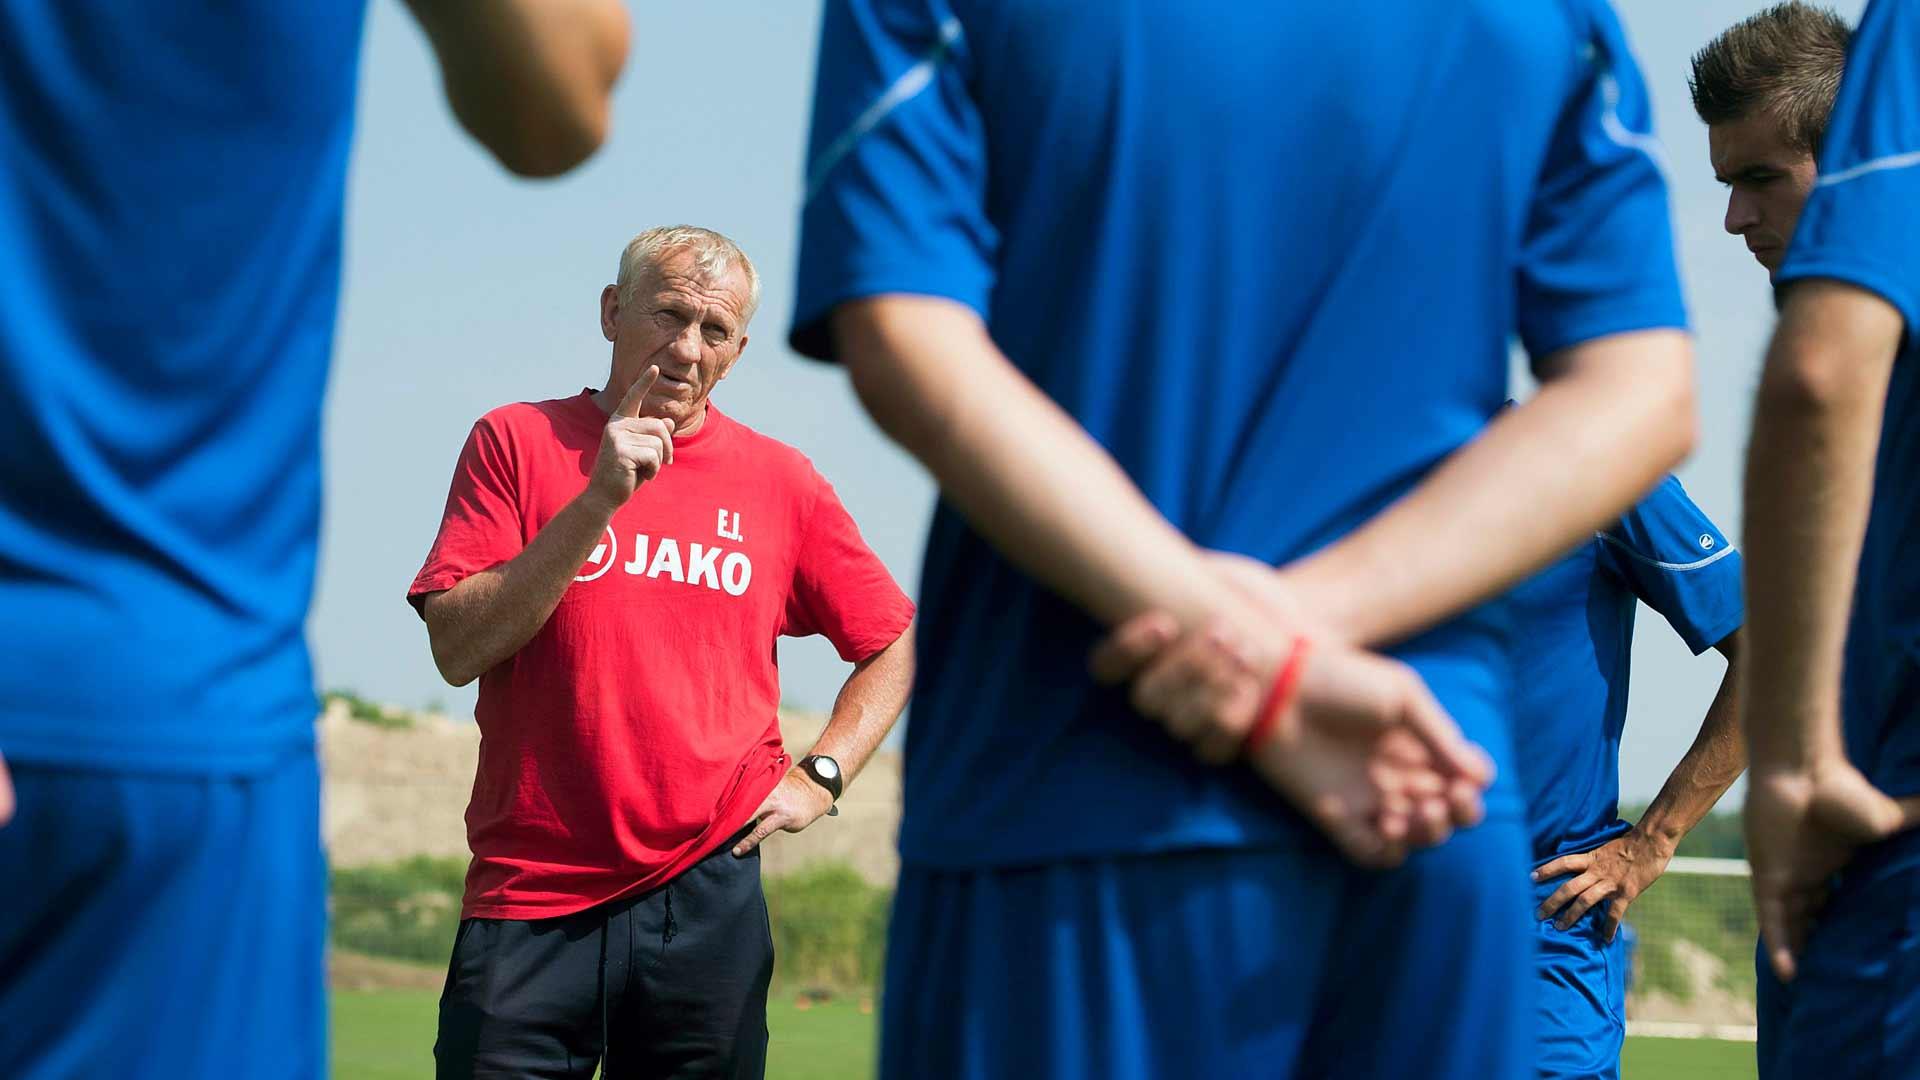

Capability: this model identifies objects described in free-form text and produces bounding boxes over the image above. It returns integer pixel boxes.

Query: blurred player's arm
[1744,282,1894,772]
[0,752,12,828]
[403,0,629,177]
[733,624,915,856]
[1743,280,1920,978]
[834,296,1236,633]
[1281,329,1696,647]
[1535,629,1745,938]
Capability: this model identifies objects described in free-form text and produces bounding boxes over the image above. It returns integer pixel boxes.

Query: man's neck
[674,403,709,436]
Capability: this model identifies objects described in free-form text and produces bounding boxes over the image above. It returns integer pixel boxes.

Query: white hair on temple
[616,225,761,324]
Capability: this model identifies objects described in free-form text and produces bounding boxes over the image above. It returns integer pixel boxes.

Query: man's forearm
[1283,330,1696,647]
[834,297,1259,637]
[424,491,617,685]
[404,0,628,177]
[1742,282,1900,770]
[802,626,915,788]
[1637,645,1746,853]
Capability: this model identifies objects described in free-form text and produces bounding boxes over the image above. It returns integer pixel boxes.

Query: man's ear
[600,285,620,342]
[714,334,748,384]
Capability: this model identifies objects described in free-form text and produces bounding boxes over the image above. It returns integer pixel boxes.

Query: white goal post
[1623,856,1757,1042]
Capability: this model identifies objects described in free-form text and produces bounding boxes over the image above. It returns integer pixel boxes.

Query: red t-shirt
[409,393,914,919]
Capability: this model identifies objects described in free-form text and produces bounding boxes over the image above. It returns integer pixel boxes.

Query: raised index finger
[614,366,659,419]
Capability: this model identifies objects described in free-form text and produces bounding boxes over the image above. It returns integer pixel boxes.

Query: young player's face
[1709,113,1818,275]
[601,251,751,429]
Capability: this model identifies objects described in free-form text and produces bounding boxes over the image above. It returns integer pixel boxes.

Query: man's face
[600,249,751,430]
[1709,112,1819,275]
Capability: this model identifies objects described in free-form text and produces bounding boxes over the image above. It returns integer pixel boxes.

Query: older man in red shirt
[410,225,914,1079]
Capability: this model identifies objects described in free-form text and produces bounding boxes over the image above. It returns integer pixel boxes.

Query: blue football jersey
[1509,476,1743,865]
[0,3,368,771]
[792,0,1688,867]
[1778,0,1920,800]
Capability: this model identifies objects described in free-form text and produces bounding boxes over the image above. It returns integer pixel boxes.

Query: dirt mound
[319,702,902,885]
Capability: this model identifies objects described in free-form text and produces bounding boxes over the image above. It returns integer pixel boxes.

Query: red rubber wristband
[1245,636,1313,755]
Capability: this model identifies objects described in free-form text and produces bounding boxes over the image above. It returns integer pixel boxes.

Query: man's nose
[1725,190,1759,236]
[672,323,703,361]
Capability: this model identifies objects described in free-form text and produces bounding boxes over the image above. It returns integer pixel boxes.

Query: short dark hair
[1689,2,1851,155]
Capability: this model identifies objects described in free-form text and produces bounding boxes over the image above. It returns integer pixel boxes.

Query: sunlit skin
[591,249,751,436]
[1709,111,1819,275]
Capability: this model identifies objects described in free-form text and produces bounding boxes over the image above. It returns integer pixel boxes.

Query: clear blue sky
[313,0,1864,802]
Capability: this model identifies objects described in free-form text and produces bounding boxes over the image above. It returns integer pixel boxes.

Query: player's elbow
[1757,336,1863,421]
[456,97,613,178]
[437,4,628,179]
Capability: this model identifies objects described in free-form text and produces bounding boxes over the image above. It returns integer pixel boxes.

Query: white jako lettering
[721,552,752,596]
[622,534,651,575]
[647,537,685,582]
[686,543,722,590]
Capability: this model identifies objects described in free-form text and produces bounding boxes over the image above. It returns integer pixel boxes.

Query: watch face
[813,757,839,780]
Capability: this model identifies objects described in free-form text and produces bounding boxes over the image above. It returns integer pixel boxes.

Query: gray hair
[615,225,761,325]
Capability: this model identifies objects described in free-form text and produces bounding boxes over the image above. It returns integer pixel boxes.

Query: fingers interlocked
[1090,609,1494,869]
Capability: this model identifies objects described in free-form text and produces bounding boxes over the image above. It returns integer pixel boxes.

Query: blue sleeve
[1596,476,1744,655]
[1776,0,1920,336]
[788,0,997,362]
[1515,2,1688,362]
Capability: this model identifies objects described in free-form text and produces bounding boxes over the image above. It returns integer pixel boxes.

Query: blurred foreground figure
[0,2,626,1077]
[1737,2,1920,1077]
[792,1,1696,1077]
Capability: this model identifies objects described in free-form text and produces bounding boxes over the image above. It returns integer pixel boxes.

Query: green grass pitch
[333,989,875,1080]
[333,990,1751,1079]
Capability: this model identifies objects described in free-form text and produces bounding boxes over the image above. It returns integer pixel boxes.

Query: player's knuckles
[1149,701,1200,741]
[1201,690,1247,735]
[1088,637,1145,683]
[618,433,663,459]
[1128,678,1167,721]
[1193,734,1238,766]
[1136,666,1195,720]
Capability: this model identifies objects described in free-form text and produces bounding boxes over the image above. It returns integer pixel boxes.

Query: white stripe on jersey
[804,16,965,204]
[1816,149,1920,189]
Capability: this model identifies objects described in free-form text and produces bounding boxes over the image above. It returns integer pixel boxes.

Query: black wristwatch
[798,754,842,817]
